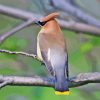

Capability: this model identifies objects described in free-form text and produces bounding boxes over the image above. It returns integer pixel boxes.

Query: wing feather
[41,51,54,75]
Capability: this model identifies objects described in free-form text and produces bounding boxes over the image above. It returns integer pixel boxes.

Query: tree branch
[0,49,39,60]
[0,19,37,44]
[0,72,100,89]
[51,0,100,27]
[0,5,42,20]
[0,80,11,89]
[57,20,100,36]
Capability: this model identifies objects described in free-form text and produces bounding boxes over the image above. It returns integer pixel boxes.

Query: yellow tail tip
[55,91,70,95]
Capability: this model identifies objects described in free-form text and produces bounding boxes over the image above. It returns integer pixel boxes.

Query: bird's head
[35,12,59,27]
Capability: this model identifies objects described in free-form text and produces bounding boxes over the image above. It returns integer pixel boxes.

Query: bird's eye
[38,21,47,26]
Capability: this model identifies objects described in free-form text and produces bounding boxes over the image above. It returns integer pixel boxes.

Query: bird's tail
[54,67,69,95]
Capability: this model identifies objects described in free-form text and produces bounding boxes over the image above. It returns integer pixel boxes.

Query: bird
[36,12,69,95]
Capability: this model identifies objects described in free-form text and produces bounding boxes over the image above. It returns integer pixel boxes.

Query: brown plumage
[37,12,69,95]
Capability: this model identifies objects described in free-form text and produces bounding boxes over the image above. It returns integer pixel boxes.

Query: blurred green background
[0,0,100,100]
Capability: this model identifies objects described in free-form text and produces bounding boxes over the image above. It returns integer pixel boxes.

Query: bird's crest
[41,12,59,22]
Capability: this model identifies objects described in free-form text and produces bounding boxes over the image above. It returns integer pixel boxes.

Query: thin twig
[0,80,11,89]
[0,49,38,60]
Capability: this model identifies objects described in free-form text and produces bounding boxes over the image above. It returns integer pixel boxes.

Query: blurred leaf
[90,36,100,46]
[80,42,93,53]
[1,37,27,50]
[17,39,28,49]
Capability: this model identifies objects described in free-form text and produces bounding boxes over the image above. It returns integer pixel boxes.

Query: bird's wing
[41,50,54,75]
[65,54,69,78]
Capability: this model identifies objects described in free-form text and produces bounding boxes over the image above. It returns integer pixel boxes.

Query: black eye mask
[38,21,47,26]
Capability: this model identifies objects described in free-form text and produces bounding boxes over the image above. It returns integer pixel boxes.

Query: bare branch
[70,72,100,87]
[0,19,36,44]
[0,5,42,20]
[0,72,99,89]
[57,19,100,36]
[51,0,100,27]
[0,49,38,60]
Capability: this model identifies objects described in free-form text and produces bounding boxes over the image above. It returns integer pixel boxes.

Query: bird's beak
[34,21,40,25]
